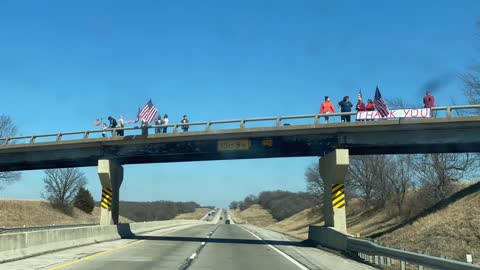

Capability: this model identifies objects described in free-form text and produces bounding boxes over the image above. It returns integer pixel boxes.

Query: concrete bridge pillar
[319,149,349,233]
[98,159,123,225]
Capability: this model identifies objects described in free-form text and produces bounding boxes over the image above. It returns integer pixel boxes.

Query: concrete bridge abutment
[308,149,350,251]
[319,148,349,234]
[98,159,123,225]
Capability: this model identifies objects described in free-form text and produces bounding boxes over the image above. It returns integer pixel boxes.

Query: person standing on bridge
[423,90,435,108]
[102,123,107,138]
[356,97,366,121]
[320,96,335,123]
[162,114,169,133]
[338,96,353,122]
[423,90,436,117]
[117,115,125,136]
[365,99,375,121]
[107,116,117,137]
[181,115,189,132]
[155,115,162,134]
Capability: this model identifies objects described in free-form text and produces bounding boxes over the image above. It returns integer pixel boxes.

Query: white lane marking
[189,252,197,260]
[239,226,310,270]
[227,210,236,224]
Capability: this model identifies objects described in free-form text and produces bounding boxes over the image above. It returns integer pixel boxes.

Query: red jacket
[320,101,335,114]
[356,102,366,111]
[366,102,375,111]
[423,94,435,108]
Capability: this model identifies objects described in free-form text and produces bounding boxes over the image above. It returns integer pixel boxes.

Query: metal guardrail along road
[0,223,98,234]
[349,237,480,270]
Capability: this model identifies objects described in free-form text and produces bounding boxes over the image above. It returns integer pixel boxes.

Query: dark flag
[374,86,389,117]
[135,99,158,123]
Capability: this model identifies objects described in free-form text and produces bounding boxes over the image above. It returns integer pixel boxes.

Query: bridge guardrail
[0,223,99,234]
[1,104,479,146]
[348,237,480,270]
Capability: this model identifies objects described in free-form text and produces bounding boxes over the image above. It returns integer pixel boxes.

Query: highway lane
[1,209,375,270]
[54,224,217,270]
[188,223,307,270]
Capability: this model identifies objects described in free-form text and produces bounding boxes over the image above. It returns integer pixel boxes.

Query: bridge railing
[1,104,479,146]
[349,237,480,270]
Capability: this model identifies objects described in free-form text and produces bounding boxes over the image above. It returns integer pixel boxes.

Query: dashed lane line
[48,226,199,270]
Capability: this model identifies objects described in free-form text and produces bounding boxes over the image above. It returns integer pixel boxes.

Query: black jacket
[109,119,117,129]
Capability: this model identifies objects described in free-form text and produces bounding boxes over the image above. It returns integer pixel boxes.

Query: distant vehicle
[225,220,230,224]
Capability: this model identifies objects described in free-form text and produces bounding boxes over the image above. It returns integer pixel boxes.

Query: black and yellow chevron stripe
[332,184,345,209]
[101,188,113,210]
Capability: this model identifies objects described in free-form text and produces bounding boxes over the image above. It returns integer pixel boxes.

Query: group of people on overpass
[95,90,436,137]
[96,114,190,137]
[319,90,435,123]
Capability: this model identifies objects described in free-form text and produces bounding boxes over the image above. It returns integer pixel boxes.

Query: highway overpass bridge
[1,107,480,234]
[1,116,480,171]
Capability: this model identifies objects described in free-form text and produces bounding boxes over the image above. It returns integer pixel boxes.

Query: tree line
[230,191,317,221]
[305,153,479,219]
[118,201,201,222]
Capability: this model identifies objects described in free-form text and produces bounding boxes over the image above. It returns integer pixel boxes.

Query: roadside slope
[174,208,211,220]
[235,182,480,262]
[0,199,130,227]
[230,204,277,227]
[377,186,480,261]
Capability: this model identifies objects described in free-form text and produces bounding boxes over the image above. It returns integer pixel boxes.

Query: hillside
[377,184,480,261]
[234,181,480,263]
[0,199,131,227]
[267,206,323,239]
[231,204,277,227]
[174,208,211,220]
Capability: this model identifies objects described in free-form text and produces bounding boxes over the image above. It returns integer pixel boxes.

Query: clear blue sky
[1,1,479,207]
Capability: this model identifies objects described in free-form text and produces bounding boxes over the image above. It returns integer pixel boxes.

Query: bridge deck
[1,117,480,171]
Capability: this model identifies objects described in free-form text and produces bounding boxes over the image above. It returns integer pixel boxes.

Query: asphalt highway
[1,210,375,270]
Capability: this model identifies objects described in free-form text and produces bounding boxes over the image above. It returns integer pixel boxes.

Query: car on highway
[225,219,230,224]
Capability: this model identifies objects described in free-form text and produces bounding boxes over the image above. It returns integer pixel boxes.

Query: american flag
[135,99,158,123]
[374,86,389,117]
[358,89,363,100]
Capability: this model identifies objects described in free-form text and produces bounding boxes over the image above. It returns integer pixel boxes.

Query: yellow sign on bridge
[218,139,251,151]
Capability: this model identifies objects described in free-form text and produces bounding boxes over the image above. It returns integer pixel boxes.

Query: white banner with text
[356,108,431,120]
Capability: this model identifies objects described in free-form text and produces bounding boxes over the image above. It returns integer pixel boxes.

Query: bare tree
[304,162,323,198]
[462,21,480,113]
[348,156,381,208]
[0,115,20,190]
[414,153,478,202]
[42,168,87,213]
[387,155,415,214]
[386,97,421,110]
[463,67,480,107]
[370,156,394,207]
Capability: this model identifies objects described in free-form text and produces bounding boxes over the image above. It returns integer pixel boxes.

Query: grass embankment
[233,181,480,262]
[0,199,131,227]
[174,208,211,220]
[230,204,277,227]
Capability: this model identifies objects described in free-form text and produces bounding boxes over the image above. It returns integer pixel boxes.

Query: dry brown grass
[235,180,480,263]
[231,204,277,227]
[378,189,480,261]
[267,205,324,239]
[174,208,211,220]
[0,199,130,227]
